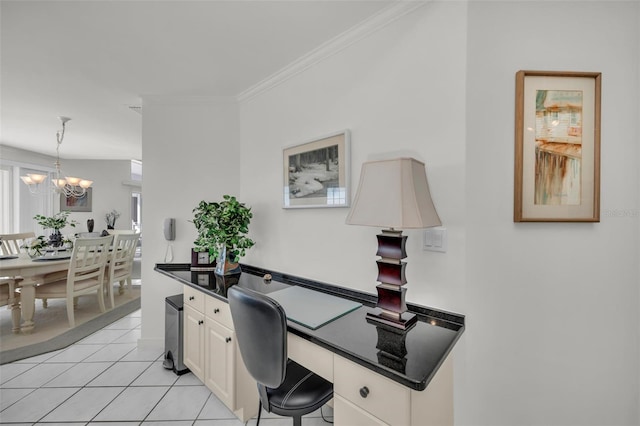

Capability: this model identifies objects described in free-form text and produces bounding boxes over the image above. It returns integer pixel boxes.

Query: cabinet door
[183,304,205,381]
[205,318,235,408]
[334,395,388,426]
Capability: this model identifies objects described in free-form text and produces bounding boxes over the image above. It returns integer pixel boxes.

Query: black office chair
[228,286,333,426]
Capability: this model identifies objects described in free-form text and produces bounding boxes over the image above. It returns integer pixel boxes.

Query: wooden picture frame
[514,70,601,222]
[283,130,350,209]
[60,188,92,212]
[191,248,216,270]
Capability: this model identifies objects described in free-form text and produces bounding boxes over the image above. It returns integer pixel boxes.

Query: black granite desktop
[155,263,465,391]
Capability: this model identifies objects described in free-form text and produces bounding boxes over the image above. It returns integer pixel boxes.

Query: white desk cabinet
[183,304,205,381]
[333,355,454,426]
[183,285,258,422]
[156,264,466,426]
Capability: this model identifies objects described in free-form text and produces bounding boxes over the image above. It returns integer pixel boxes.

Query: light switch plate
[423,227,447,252]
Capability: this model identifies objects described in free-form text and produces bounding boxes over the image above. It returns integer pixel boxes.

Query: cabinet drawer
[205,295,233,329]
[334,356,410,426]
[334,395,388,426]
[287,333,333,382]
[184,285,205,312]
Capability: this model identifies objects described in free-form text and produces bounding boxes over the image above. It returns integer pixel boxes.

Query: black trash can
[163,294,189,375]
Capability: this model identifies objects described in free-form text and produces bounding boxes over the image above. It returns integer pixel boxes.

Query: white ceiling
[0,0,393,160]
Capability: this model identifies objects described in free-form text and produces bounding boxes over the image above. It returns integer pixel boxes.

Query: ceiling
[0,0,393,160]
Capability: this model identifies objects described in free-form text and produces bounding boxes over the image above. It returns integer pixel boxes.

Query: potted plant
[192,195,255,274]
[34,211,78,247]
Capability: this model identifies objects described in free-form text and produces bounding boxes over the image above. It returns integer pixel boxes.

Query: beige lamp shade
[346,157,441,229]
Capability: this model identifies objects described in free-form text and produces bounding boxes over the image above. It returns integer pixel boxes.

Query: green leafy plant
[192,195,255,263]
[34,211,78,231]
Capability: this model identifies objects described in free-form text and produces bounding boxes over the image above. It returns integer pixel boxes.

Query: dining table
[0,252,71,333]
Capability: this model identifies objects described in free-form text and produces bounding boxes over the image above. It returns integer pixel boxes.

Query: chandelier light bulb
[65,176,82,186]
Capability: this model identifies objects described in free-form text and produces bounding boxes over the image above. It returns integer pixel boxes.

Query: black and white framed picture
[283,130,350,209]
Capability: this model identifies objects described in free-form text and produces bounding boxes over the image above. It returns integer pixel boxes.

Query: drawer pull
[359,386,369,398]
[198,320,204,325]
[189,296,195,301]
[225,337,232,343]
[214,308,220,314]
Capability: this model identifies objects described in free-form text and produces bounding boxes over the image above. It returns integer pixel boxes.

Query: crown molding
[237,1,428,103]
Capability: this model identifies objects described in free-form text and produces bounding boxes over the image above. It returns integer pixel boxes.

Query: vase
[216,246,241,275]
[27,247,42,258]
[87,219,94,232]
[48,230,63,247]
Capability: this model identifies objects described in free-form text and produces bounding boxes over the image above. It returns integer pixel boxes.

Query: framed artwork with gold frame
[514,70,601,222]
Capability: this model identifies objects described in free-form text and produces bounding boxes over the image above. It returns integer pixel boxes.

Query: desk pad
[268,286,362,330]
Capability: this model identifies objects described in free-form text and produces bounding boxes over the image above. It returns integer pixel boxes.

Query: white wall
[63,158,133,233]
[139,96,240,347]
[239,1,467,314]
[464,2,639,425]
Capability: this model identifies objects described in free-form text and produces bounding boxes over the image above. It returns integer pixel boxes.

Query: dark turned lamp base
[366,229,417,333]
[366,309,417,331]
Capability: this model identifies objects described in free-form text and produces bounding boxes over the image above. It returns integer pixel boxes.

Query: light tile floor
[0,310,333,425]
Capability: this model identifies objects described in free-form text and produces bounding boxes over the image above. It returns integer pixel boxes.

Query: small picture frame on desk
[191,248,216,270]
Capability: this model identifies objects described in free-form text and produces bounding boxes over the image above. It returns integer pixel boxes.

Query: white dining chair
[105,233,140,308]
[0,232,36,255]
[33,235,113,328]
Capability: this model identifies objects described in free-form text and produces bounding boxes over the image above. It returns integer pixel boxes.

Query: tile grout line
[34,319,141,423]
[0,314,141,421]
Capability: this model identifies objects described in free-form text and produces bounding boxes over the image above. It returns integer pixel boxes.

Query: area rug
[0,285,141,364]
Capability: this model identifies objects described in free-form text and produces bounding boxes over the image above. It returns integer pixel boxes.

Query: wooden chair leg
[97,285,106,313]
[109,281,115,309]
[67,295,75,328]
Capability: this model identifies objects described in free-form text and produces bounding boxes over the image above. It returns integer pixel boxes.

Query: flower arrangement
[22,236,48,257]
[33,211,77,231]
[33,211,78,247]
[105,210,120,229]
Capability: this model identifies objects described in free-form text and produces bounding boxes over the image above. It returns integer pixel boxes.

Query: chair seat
[266,360,333,417]
[34,277,102,297]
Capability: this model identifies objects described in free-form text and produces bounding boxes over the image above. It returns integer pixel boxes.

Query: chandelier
[20,116,93,198]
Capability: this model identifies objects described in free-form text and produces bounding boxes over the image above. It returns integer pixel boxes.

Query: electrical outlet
[423,227,447,253]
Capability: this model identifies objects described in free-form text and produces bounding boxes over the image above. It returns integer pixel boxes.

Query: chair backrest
[108,233,140,280]
[0,232,36,255]
[228,287,287,388]
[67,235,114,289]
[108,229,135,235]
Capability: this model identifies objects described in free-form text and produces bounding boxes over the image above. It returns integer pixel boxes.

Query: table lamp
[346,157,441,331]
